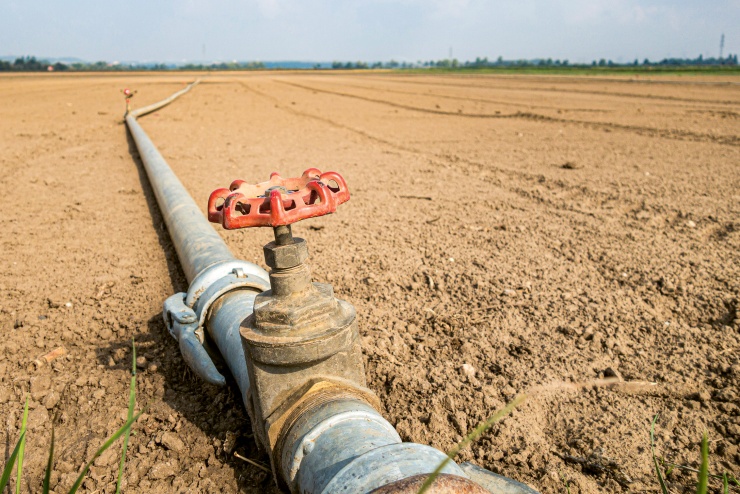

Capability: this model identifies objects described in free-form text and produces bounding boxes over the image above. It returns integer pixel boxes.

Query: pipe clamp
[185,260,269,309]
[163,261,269,386]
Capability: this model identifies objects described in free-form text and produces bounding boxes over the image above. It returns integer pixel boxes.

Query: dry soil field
[1,71,739,493]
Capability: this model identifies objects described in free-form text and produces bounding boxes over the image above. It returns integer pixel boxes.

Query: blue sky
[1,0,737,62]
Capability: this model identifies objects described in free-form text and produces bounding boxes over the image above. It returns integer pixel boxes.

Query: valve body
[240,226,378,484]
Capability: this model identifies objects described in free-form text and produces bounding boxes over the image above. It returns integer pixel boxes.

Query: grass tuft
[66,408,147,493]
[0,340,144,493]
[15,395,29,494]
[651,414,670,494]
[652,418,739,493]
[697,432,709,494]
[561,471,571,494]
[42,424,55,494]
[0,431,26,492]
[115,337,137,494]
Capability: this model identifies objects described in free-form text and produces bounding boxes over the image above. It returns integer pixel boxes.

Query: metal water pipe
[126,83,269,388]
[125,82,538,494]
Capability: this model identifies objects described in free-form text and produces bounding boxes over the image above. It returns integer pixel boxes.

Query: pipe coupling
[163,260,269,385]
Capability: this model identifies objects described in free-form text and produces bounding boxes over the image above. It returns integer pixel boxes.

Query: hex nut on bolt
[263,238,309,269]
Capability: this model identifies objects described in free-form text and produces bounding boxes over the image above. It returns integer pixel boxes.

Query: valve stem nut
[263,237,309,270]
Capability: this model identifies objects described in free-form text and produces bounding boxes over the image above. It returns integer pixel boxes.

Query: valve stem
[273,225,294,246]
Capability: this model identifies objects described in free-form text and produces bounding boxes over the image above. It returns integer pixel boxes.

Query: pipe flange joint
[321,443,467,493]
[163,260,269,386]
[281,401,400,492]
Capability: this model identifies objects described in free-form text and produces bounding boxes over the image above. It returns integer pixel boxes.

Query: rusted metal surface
[239,235,370,461]
[370,474,490,494]
[208,168,350,229]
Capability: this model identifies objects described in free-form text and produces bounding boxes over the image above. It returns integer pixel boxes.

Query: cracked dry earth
[1,71,739,493]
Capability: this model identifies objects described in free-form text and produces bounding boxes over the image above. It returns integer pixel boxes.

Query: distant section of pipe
[125,83,236,283]
[126,81,266,392]
[128,82,199,120]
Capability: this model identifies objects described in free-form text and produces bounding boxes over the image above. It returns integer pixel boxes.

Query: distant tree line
[180,61,265,70]
[408,54,738,69]
[1,54,736,72]
[0,56,67,71]
[331,60,418,69]
[0,56,265,72]
[333,54,739,70]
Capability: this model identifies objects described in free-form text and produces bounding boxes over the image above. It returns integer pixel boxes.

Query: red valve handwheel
[208,168,350,229]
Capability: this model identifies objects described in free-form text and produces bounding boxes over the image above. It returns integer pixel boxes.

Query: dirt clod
[161,431,186,452]
[603,367,623,381]
[43,391,60,410]
[459,363,477,380]
[148,460,179,480]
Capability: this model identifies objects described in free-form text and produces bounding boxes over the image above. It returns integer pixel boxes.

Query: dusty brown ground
[1,71,739,493]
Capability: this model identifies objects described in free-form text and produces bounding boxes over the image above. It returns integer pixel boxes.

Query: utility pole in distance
[720,33,725,60]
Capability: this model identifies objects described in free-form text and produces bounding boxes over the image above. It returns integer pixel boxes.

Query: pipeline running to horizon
[125,81,538,494]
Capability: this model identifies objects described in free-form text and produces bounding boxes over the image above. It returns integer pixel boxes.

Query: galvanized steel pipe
[126,84,236,284]
[126,81,268,389]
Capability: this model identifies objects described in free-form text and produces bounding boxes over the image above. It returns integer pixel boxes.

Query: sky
[1,0,738,63]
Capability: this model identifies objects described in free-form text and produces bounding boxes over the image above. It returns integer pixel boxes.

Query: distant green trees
[0,56,52,71]
[0,57,267,72]
[181,61,265,70]
[331,61,371,69]
[0,56,89,71]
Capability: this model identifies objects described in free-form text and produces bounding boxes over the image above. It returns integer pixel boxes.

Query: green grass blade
[417,394,526,494]
[663,461,730,481]
[560,472,571,494]
[724,473,729,494]
[697,432,709,494]
[15,394,29,494]
[650,415,669,494]
[115,338,137,494]
[67,407,147,494]
[0,432,25,492]
[42,424,55,494]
